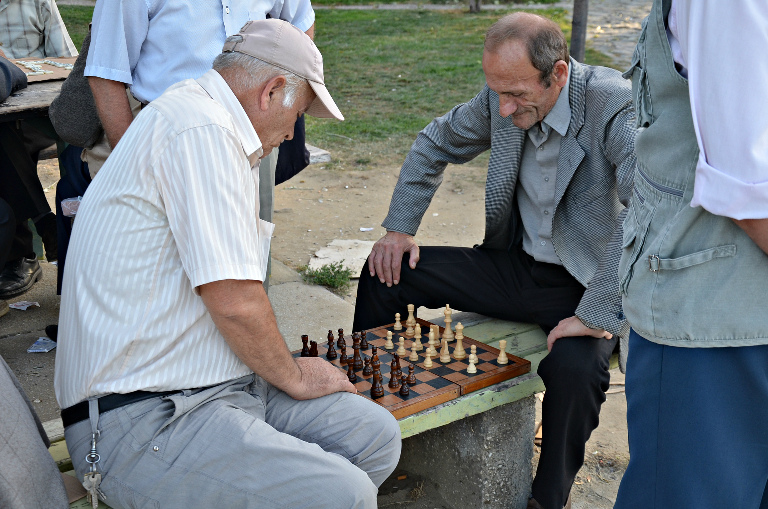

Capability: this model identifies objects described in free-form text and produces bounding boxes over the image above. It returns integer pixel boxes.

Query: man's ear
[552,60,569,88]
[259,75,287,111]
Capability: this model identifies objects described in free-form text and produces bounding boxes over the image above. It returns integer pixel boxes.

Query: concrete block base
[398,395,535,509]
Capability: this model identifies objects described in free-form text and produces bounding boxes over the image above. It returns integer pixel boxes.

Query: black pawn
[388,370,400,389]
[327,329,335,344]
[346,361,357,383]
[363,357,372,377]
[371,371,384,399]
[360,331,369,350]
[399,375,410,397]
[340,344,348,365]
[337,328,345,348]
[300,335,310,357]
[352,341,363,371]
[326,337,337,360]
[309,340,318,357]
[406,364,417,385]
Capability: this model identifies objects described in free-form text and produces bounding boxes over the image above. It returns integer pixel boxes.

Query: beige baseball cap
[222,19,344,121]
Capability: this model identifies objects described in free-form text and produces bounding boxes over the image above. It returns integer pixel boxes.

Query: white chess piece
[497,339,509,365]
[440,337,451,363]
[405,304,416,337]
[453,322,466,360]
[442,304,454,341]
[384,330,394,350]
[467,357,477,374]
[397,337,407,357]
[394,313,402,331]
[427,329,437,356]
[412,324,423,351]
[423,350,433,368]
[409,343,419,362]
[468,344,478,364]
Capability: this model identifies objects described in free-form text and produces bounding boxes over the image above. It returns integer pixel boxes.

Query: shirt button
[538,146,544,151]
[540,241,546,246]
[225,6,230,13]
[544,210,549,215]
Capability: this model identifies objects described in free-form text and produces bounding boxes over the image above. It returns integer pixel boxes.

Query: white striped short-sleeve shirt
[54,70,272,409]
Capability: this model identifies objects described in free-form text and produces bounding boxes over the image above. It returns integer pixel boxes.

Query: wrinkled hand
[546,315,613,352]
[368,231,420,287]
[284,357,357,400]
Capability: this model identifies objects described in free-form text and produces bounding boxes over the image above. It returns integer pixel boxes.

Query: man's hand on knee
[546,315,613,351]
[286,357,357,400]
[368,231,420,287]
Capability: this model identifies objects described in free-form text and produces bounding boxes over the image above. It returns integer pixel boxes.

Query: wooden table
[0,80,62,123]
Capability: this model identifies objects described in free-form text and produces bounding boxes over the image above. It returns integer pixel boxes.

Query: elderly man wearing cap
[54,20,401,508]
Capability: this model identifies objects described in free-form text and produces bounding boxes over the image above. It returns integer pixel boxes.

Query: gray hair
[484,13,569,88]
[213,35,308,107]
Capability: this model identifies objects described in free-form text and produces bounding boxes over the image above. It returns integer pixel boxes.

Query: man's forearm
[733,218,768,256]
[200,279,302,392]
[88,76,133,149]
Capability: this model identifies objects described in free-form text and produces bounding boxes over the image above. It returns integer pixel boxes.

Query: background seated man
[354,13,636,509]
[55,20,400,508]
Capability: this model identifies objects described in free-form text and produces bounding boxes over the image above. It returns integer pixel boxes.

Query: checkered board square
[291,333,459,419]
[292,319,530,419]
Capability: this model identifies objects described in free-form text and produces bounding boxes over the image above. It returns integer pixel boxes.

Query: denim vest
[620,0,768,347]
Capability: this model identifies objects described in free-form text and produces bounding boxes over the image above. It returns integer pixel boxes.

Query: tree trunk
[571,0,589,62]
[468,0,482,14]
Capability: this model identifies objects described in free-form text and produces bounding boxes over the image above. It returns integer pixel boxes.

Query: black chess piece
[371,347,380,369]
[360,331,368,350]
[346,360,357,383]
[309,340,318,357]
[300,335,310,357]
[399,375,410,397]
[326,337,337,360]
[388,368,400,389]
[393,354,402,380]
[352,341,363,371]
[340,344,348,365]
[327,329,334,344]
[362,357,372,377]
[371,371,384,399]
[337,328,344,348]
[406,364,417,385]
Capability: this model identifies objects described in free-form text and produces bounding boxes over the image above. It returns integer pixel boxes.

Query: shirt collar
[196,70,263,166]
[541,63,572,137]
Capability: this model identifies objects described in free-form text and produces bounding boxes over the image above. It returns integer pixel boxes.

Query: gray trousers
[64,375,401,509]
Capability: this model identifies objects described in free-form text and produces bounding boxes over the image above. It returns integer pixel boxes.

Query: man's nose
[499,97,519,118]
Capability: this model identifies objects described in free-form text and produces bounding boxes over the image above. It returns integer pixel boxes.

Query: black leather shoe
[0,257,43,299]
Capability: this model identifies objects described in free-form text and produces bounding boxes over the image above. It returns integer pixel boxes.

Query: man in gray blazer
[353,13,636,509]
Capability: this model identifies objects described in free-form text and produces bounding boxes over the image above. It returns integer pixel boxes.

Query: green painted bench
[51,314,613,509]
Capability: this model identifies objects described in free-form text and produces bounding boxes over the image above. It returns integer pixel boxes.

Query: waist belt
[61,390,176,428]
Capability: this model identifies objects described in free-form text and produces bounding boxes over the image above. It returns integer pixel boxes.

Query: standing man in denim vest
[615,1,768,507]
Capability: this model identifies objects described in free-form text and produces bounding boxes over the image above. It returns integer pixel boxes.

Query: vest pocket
[647,245,737,272]
[618,198,655,295]
[623,17,653,128]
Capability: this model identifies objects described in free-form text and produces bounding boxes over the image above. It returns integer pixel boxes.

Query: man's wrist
[576,315,602,331]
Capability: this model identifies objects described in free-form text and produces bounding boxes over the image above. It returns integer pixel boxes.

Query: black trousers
[353,245,616,509]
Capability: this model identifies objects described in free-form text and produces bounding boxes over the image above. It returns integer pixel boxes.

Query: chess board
[291,318,530,419]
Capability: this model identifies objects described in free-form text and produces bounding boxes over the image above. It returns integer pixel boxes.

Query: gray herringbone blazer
[383,60,636,338]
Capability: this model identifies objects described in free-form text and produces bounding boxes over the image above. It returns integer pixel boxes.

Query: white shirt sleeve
[675,0,768,219]
[84,0,149,84]
[154,124,272,288]
[271,0,315,33]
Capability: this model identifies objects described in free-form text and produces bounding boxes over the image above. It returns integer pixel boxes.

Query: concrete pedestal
[398,395,535,509]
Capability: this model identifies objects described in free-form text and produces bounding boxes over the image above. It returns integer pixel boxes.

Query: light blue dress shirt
[85,0,315,104]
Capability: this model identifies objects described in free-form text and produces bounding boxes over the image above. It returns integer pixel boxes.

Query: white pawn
[394,313,402,331]
[427,329,437,357]
[467,357,477,374]
[412,324,424,351]
[384,330,394,350]
[453,322,466,360]
[497,339,509,365]
[442,304,454,342]
[440,337,451,363]
[469,344,478,365]
[397,337,407,357]
[409,343,419,362]
[423,350,433,368]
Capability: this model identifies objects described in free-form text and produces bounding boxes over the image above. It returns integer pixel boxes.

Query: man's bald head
[484,13,569,87]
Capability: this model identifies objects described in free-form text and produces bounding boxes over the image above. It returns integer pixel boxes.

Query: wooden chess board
[291,318,530,419]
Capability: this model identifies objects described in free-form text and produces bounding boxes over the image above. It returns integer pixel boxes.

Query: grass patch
[58,6,94,50]
[300,261,354,291]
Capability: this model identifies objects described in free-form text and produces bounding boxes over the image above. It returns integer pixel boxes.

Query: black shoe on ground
[0,257,43,299]
[45,324,58,342]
